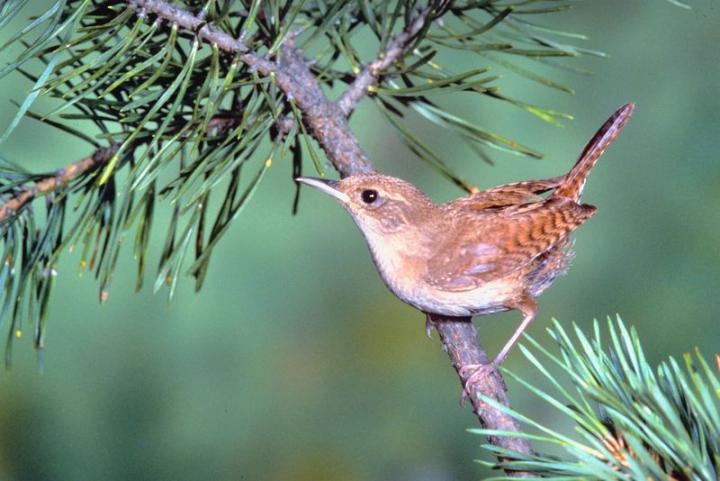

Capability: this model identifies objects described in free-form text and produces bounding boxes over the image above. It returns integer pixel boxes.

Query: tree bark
[433,314,534,476]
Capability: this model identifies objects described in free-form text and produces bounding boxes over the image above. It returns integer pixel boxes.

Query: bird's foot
[458,362,497,406]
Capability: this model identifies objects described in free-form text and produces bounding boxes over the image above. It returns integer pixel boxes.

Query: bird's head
[296,174,435,236]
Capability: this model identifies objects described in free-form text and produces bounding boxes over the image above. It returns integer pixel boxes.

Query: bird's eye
[361,189,378,204]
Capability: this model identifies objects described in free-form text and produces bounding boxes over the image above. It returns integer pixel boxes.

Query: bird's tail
[553,103,635,203]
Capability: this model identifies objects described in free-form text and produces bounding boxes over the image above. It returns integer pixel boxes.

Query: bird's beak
[296,177,350,203]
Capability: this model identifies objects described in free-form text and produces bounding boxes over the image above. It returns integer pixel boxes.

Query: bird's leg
[460,297,537,402]
[491,297,538,367]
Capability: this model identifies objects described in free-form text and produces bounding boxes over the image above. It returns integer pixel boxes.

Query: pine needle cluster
[476,318,718,480]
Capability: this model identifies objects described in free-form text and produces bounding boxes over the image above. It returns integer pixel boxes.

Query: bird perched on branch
[298,103,634,390]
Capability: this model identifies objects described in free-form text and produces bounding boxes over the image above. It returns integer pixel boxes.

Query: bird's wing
[424,198,595,292]
[455,176,565,210]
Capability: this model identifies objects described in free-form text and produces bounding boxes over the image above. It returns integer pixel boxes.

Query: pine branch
[127,0,277,81]
[474,317,718,481]
[0,145,118,222]
[127,0,373,177]
[337,2,439,116]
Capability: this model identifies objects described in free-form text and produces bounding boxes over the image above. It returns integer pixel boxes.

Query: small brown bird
[298,103,634,386]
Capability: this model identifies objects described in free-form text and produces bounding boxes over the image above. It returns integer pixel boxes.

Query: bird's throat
[358,226,432,306]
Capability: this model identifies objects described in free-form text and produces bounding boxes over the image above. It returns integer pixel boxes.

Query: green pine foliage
[475,317,719,480]
[0,0,616,354]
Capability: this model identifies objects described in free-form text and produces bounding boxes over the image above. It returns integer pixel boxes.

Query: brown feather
[425,197,595,292]
[555,103,634,202]
[454,176,566,210]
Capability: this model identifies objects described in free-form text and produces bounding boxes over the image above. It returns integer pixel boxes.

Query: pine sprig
[0,145,118,357]
[0,0,690,358]
[473,317,719,480]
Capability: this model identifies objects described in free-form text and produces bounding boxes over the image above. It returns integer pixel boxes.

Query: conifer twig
[128,0,277,76]
[337,3,437,116]
[0,111,238,223]
[0,144,118,222]
[128,0,373,176]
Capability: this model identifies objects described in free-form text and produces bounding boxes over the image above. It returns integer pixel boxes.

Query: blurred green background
[0,2,719,480]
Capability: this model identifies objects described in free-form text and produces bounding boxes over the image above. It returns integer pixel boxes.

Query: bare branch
[276,44,374,176]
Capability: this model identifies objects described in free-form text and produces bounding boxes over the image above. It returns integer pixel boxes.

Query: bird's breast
[360,229,517,317]
[360,230,430,300]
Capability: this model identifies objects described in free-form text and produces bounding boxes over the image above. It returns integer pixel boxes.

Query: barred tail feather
[554,103,635,203]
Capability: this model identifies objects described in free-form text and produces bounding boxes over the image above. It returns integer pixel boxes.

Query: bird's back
[440,196,590,271]
[421,103,636,302]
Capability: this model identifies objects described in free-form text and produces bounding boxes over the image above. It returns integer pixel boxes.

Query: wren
[298,103,634,386]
